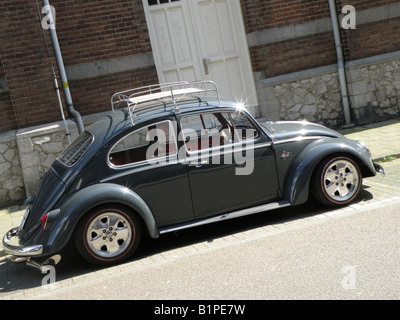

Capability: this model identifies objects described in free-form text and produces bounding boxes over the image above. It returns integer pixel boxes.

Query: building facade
[0,0,399,206]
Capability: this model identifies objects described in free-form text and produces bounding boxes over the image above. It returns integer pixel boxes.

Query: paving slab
[339,119,400,161]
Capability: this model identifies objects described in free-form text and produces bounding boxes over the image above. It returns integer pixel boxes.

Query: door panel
[144,1,203,83]
[164,70,179,83]
[169,7,193,64]
[187,146,279,219]
[191,0,257,107]
[179,111,279,219]
[152,11,175,67]
[215,1,237,54]
[107,118,194,227]
[197,2,220,57]
[109,164,194,227]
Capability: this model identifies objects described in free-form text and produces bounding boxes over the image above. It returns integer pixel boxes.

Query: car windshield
[259,122,273,135]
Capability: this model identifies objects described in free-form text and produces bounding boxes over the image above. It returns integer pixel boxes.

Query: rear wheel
[74,205,141,266]
[312,156,362,207]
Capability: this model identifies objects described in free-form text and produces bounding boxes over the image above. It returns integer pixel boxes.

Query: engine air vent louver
[58,131,93,166]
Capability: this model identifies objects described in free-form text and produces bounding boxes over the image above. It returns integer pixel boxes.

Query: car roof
[87,96,241,142]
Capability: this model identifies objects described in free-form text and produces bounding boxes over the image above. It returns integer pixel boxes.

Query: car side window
[230,112,258,141]
[109,120,177,166]
[180,112,258,153]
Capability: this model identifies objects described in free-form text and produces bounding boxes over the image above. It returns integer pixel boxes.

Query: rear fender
[284,138,376,205]
[35,183,158,256]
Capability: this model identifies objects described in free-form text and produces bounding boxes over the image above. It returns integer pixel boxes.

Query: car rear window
[58,130,93,166]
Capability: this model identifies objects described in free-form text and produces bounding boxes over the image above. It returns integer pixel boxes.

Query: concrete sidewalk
[338,118,400,161]
[0,206,25,256]
[1,118,400,255]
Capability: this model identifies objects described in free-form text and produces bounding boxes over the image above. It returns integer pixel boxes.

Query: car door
[179,110,279,219]
[107,118,194,226]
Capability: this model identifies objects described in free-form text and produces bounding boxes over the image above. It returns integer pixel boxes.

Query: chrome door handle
[188,160,208,168]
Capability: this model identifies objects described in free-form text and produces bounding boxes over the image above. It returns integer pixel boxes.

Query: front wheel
[74,205,141,266]
[312,156,362,207]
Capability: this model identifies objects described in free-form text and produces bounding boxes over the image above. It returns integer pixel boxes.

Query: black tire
[74,205,141,266]
[312,156,362,207]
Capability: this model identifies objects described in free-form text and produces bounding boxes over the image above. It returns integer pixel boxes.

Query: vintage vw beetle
[3,81,384,268]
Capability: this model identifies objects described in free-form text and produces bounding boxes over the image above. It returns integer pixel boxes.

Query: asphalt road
[1,159,400,300]
[35,197,400,300]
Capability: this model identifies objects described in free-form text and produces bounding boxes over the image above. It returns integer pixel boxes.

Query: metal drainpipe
[42,0,84,134]
[328,0,353,127]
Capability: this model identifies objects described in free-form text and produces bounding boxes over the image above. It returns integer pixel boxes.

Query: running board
[159,201,291,235]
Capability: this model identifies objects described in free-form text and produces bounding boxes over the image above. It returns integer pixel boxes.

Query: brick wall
[0,0,157,132]
[69,66,158,116]
[344,17,400,61]
[242,0,400,77]
[0,93,15,132]
[249,31,337,77]
[338,0,400,61]
[241,0,335,78]
[0,1,61,130]
[241,0,331,32]
[54,0,152,64]
[57,0,158,118]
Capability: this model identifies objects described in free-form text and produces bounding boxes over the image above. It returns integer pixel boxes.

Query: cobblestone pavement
[0,157,399,300]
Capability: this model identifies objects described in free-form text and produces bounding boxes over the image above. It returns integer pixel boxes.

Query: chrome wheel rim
[86,212,132,258]
[323,159,359,202]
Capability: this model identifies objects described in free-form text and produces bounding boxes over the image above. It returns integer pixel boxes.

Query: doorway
[142,0,258,111]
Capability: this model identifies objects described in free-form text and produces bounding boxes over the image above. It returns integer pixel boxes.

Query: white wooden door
[143,0,202,83]
[142,0,258,110]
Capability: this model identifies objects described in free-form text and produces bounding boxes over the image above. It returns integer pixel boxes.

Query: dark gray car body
[3,96,382,261]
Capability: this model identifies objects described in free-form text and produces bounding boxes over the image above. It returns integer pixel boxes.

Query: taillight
[41,212,49,229]
[40,209,60,230]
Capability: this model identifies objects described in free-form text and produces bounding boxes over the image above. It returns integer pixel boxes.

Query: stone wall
[0,112,117,209]
[0,119,82,208]
[0,131,23,206]
[347,53,400,123]
[256,50,400,127]
[16,121,79,198]
[273,69,343,127]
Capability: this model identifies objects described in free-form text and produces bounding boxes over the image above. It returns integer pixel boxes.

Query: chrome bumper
[374,162,385,176]
[2,227,43,257]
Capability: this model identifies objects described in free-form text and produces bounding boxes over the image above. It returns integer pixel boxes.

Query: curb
[372,153,400,163]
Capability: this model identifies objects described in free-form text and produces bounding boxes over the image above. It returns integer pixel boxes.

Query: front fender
[34,183,158,256]
[284,137,376,205]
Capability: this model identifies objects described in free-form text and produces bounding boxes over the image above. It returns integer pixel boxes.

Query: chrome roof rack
[111,81,221,125]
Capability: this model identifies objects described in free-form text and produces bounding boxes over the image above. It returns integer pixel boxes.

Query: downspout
[42,0,84,134]
[328,0,353,127]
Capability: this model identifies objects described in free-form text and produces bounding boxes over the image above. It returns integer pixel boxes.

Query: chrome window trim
[273,136,322,145]
[101,159,179,183]
[100,142,272,183]
[179,111,261,155]
[107,119,178,170]
[184,141,272,163]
